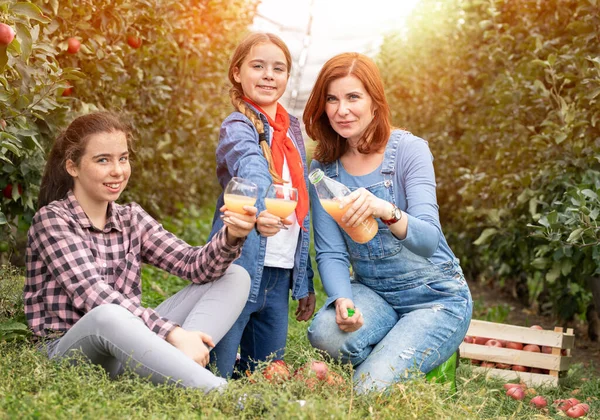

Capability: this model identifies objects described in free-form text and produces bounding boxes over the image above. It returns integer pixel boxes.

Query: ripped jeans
[308,259,472,394]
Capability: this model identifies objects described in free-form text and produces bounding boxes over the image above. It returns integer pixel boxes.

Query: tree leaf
[473,228,497,246]
[10,2,49,23]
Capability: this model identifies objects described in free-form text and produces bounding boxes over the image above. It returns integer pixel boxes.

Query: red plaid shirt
[25,191,244,339]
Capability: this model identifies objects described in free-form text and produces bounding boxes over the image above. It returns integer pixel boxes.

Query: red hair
[303,53,391,163]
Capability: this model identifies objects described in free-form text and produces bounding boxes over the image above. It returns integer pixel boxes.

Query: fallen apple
[506,386,525,400]
[503,383,526,390]
[530,395,547,409]
[566,405,587,418]
[262,360,290,384]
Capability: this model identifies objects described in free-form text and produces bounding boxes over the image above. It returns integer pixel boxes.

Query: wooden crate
[459,319,575,387]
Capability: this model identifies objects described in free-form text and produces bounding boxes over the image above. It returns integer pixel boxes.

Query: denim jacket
[208,106,314,303]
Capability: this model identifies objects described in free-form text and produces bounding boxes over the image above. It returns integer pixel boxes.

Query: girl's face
[66,130,131,210]
[325,75,375,146]
[233,42,289,119]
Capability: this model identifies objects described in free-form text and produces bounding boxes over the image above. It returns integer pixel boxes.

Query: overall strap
[381,130,407,175]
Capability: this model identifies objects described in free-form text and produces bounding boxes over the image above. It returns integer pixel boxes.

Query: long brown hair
[303,53,392,163]
[228,32,292,183]
[38,112,133,208]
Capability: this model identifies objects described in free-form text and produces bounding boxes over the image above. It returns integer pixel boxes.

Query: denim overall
[307,133,473,394]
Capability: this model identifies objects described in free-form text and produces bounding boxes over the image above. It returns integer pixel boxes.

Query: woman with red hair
[304,53,472,394]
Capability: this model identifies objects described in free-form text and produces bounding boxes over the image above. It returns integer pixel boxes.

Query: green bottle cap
[347,308,355,317]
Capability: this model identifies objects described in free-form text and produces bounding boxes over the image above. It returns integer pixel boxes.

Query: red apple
[541,346,552,354]
[523,344,541,353]
[530,325,544,330]
[503,383,526,390]
[506,387,525,400]
[530,395,547,409]
[62,82,73,97]
[566,405,587,418]
[506,341,524,350]
[67,37,80,54]
[555,399,575,412]
[2,184,21,199]
[0,23,15,46]
[473,336,490,345]
[576,403,590,413]
[530,368,543,374]
[262,360,290,384]
[480,361,496,368]
[127,35,142,49]
[511,365,530,372]
[485,339,504,347]
[325,371,344,386]
[495,363,511,369]
[463,335,474,344]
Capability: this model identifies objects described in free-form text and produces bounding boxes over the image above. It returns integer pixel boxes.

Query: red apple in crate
[506,387,525,400]
[512,365,530,372]
[463,335,474,344]
[480,361,496,368]
[530,325,544,330]
[506,341,524,350]
[473,336,489,345]
[496,363,511,369]
[530,395,548,409]
[485,339,504,347]
[530,368,543,374]
[541,346,552,354]
[263,360,290,384]
[523,344,541,352]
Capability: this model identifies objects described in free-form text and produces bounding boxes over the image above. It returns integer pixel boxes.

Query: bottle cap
[347,308,355,317]
[308,168,324,184]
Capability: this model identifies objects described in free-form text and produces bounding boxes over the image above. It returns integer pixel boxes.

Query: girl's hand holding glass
[264,184,298,230]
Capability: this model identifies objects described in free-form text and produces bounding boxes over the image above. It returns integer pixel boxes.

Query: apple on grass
[262,360,290,384]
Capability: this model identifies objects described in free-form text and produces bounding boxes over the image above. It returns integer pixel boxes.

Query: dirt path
[467,280,600,374]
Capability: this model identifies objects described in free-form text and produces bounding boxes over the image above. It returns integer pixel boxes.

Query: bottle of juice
[308,169,377,244]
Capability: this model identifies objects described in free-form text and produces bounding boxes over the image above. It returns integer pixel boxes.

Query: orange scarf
[244,98,309,228]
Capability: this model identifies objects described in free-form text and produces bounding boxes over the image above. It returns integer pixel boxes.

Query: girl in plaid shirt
[24,112,255,393]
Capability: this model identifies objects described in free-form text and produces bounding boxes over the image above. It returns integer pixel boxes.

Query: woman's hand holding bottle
[334,298,363,332]
[338,187,394,227]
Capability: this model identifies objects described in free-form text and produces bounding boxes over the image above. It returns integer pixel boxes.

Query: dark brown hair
[38,112,133,208]
[303,53,392,163]
[228,32,292,183]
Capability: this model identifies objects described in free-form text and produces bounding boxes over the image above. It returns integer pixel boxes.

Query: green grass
[1,209,599,419]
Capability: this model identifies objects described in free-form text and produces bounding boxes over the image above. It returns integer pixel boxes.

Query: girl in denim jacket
[208,32,315,378]
[303,53,473,394]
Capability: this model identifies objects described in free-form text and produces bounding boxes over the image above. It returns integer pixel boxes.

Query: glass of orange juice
[223,177,258,214]
[265,184,298,230]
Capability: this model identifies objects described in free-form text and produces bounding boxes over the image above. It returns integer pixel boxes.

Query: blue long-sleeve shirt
[310,130,457,305]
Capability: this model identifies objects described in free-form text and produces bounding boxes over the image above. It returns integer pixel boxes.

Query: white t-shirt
[264,153,301,269]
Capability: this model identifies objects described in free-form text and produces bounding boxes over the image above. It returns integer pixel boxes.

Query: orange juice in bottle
[309,169,377,244]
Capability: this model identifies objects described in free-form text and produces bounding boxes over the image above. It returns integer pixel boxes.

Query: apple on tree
[0,23,15,46]
[67,37,81,54]
[127,35,142,49]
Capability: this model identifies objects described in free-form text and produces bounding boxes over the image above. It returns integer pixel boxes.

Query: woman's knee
[221,264,251,299]
[86,304,136,331]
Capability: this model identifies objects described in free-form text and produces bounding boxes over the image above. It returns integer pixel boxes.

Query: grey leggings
[45,265,250,393]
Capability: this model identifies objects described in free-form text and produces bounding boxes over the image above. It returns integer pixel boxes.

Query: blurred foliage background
[379,0,600,335]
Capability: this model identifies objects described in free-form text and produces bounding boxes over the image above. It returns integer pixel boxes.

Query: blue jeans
[210,266,292,378]
[308,260,472,394]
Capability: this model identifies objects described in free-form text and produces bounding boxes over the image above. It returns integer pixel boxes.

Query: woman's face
[66,130,130,210]
[324,75,375,146]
